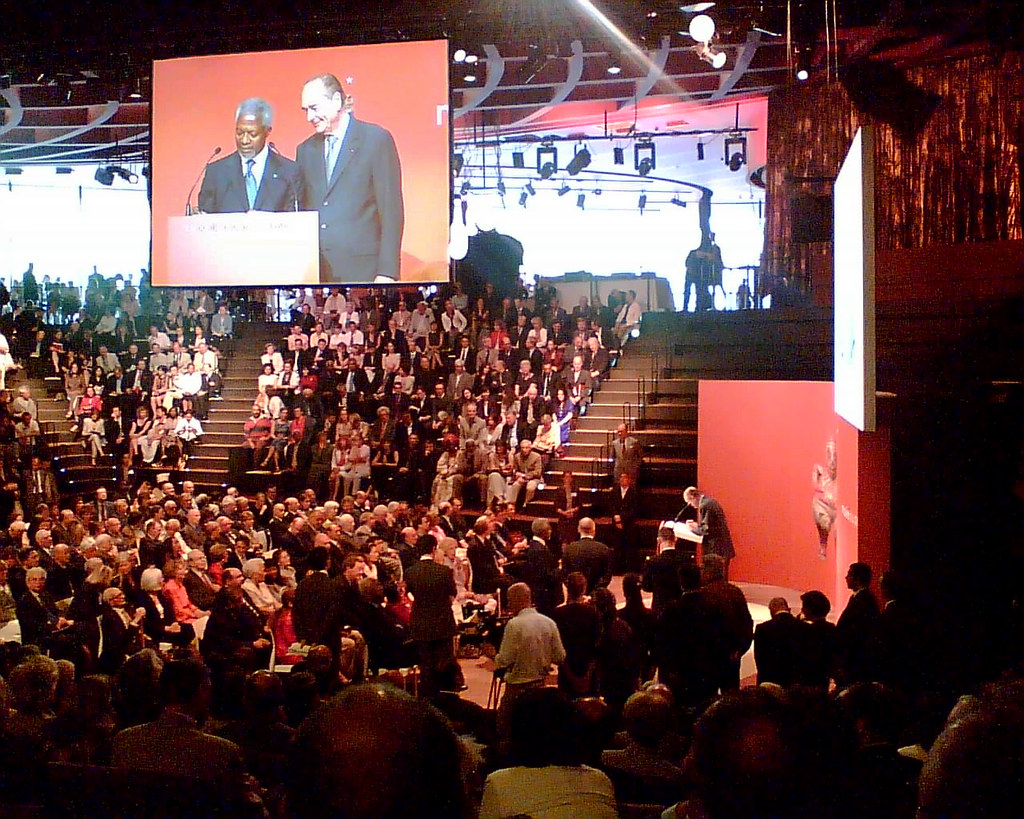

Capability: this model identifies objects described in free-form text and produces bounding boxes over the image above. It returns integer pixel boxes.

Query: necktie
[325,135,340,179]
[245,159,257,209]
[36,471,43,493]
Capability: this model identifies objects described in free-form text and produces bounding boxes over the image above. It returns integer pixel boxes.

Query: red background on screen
[151,39,450,286]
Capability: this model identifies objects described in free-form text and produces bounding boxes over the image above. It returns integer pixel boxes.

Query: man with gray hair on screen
[198,96,302,214]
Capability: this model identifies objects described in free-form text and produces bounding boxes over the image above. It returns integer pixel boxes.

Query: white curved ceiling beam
[454,44,506,118]
[0,99,120,156]
[0,88,25,138]
[711,30,762,101]
[507,39,584,128]
[625,36,674,106]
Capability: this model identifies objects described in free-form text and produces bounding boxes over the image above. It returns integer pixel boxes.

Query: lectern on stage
[166,212,320,286]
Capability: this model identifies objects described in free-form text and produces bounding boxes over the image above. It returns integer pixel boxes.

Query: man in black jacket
[404,538,459,697]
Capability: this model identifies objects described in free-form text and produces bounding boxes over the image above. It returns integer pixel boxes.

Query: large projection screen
[833,125,876,432]
[151,39,450,287]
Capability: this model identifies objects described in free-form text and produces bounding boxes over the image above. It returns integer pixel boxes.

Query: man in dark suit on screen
[198,97,301,214]
[297,73,405,284]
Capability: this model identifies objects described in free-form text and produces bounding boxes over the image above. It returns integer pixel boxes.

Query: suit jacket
[404,558,457,642]
[753,611,802,686]
[292,571,336,644]
[296,118,405,283]
[835,587,880,683]
[696,496,735,560]
[446,371,475,403]
[466,535,503,595]
[183,569,218,611]
[518,539,564,617]
[15,589,60,648]
[198,149,301,213]
[561,538,612,593]
[98,604,144,674]
[608,484,639,529]
[642,549,686,619]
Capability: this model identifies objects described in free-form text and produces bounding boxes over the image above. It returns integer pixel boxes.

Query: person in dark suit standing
[608,471,639,571]
[292,547,336,645]
[682,486,735,579]
[561,517,611,594]
[642,526,687,619]
[753,597,801,686]
[835,561,880,685]
[511,518,563,617]
[297,73,404,283]
[199,97,301,214]
[404,538,459,698]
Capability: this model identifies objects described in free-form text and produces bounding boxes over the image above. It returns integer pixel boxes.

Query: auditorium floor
[457,578,801,709]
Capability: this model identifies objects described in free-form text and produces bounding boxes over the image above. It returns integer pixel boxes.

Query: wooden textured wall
[764,51,1024,299]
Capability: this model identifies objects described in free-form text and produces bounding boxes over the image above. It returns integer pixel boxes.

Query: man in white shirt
[613,289,644,345]
[323,289,347,328]
[261,344,284,374]
[193,340,218,373]
[174,409,204,456]
[409,301,434,342]
[440,300,467,336]
[338,321,365,350]
[176,364,204,417]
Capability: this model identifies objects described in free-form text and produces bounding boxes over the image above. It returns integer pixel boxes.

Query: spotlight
[613,147,625,165]
[452,153,464,176]
[565,145,591,176]
[671,196,687,207]
[697,141,705,160]
[453,48,468,63]
[512,152,525,169]
[607,64,622,75]
[496,179,506,196]
[638,193,647,213]
[557,183,571,197]
[680,2,715,11]
[689,14,716,42]
[460,180,472,195]
[519,191,528,207]
[794,46,811,81]
[634,140,656,177]
[525,182,536,196]
[537,144,558,179]
[94,167,115,186]
[724,135,747,172]
[56,167,73,175]
[695,42,727,69]
[593,188,602,196]
[464,72,478,83]
[576,193,586,209]
[465,54,479,64]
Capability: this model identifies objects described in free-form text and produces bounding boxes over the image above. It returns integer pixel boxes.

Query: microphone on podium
[184,146,221,215]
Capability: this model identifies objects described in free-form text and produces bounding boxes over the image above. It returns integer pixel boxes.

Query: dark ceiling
[0,0,1017,164]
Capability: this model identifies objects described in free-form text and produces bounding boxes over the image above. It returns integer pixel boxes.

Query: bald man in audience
[561,517,611,594]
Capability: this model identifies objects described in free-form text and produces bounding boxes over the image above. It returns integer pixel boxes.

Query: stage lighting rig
[565,145,591,176]
[634,140,656,177]
[724,135,747,172]
[537,143,558,179]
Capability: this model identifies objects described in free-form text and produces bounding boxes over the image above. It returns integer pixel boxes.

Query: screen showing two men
[150,39,450,287]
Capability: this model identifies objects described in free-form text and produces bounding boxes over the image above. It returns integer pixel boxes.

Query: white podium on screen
[166,212,319,286]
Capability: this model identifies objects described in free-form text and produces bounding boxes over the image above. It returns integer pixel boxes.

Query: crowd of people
[239,284,647,514]
[0,274,1019,817]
